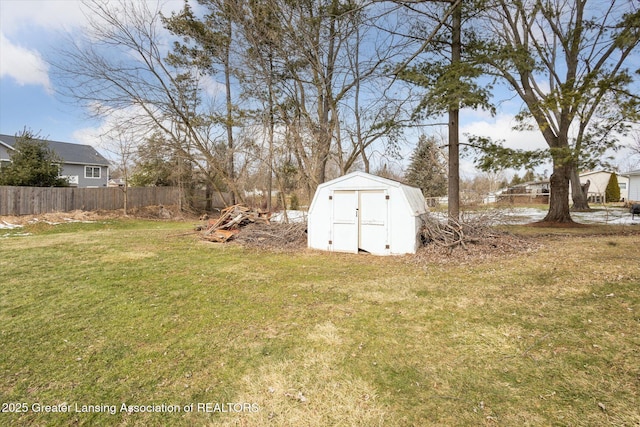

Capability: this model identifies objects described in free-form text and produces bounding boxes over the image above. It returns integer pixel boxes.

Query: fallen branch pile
[422,213,496,250]
[233,222,307,250]
[202,205,270,242]
[417,212,538,262]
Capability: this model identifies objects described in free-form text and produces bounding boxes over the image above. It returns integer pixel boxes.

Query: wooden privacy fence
[0,186,186,216]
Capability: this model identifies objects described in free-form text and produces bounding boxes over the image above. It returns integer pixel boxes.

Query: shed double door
[331,190,389,254]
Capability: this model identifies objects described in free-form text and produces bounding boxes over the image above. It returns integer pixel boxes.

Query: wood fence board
[0,186,227,216]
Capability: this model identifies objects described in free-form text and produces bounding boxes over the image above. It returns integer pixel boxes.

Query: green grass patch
[1,220,638,426]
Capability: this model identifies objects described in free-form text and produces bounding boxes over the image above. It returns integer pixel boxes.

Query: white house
[627,169,640,202]
[307,171,427,256]
[574,170,629,202]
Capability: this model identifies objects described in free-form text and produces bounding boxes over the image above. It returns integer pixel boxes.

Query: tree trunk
[267,55,275,213]
[447,1,461,224]
[569,166,591,211]
[223,6,235,205]
[448,108,460,223]
[123,186,128,216]
[205,183,212,212]
[122,165,128,216]
[543,163,573,223]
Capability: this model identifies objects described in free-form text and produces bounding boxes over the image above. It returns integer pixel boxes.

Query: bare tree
[49,0,243,207]
[631,131,640,160]
[99,124,140,215]
[159,0,418,207]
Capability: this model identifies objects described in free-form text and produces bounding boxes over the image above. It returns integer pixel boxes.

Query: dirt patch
[412,231,540,264]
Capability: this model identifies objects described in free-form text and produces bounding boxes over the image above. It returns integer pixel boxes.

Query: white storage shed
[307,171,427,255]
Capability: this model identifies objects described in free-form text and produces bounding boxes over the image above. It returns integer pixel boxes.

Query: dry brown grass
[216,321,386,427]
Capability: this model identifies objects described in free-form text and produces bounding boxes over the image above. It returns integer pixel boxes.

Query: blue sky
[0,1,535,171]
[0,0,185,146]
[0,1,100,143]
[1,0,637,177]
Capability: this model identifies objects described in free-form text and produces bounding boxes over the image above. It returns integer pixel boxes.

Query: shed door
[331,190,358,253]
[359,190,388,254]
[330,189,389,254]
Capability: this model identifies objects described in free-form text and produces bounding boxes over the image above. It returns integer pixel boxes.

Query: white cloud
[461,112,548,152]
[71,103,160,160]
[0,33,52,92]
[72,127,103,151]
[199,75,226,99]
[0,1,87,35]
[0,0,86,93]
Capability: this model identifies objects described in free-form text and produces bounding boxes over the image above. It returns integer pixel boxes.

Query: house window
[619,183,627,190]
[85,166,101,179]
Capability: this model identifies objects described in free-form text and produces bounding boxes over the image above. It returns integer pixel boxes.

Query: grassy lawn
[1,219,638,426]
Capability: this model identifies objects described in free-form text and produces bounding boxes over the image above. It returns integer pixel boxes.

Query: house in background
[0,134,110,188]
[495,180,550,204]
[573,170,629,203]
[627,169,640,202]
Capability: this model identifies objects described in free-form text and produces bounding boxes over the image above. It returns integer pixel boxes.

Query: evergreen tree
[605,173,621,203]
[405,135,447,197]
[522,169,536,183]
[510,173,523,186]
[0,131,68,187]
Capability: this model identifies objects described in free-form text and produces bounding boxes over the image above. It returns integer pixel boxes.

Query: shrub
[605,173,620,203]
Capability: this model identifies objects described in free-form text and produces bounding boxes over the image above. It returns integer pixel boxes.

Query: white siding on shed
[307,172,427,255]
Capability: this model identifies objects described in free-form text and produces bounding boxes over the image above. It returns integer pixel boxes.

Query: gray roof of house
[0,134,110,166]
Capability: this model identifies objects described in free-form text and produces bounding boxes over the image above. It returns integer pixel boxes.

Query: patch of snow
[62,218,96,224]
[0,221,23,229]
[427,207,640,226]
[571,209,640,225]
[1,232,31,238]
[270,210,307,224]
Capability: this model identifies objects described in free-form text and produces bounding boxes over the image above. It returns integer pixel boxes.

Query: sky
[0,0,637,179]
[0,0,187,150]
[1,1,88,141]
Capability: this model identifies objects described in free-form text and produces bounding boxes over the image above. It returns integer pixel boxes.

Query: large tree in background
[395,0,494,222]
[472,0,640,222]
[0,130,68,187]
[163,0,240,203]
[255,0,408,195]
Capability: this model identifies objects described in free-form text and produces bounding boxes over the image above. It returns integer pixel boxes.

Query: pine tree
[605,173,620,203]
[405,135,447,198]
